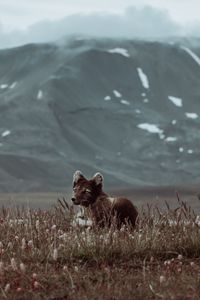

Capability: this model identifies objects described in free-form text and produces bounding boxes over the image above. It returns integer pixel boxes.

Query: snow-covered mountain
[0,37,200,191]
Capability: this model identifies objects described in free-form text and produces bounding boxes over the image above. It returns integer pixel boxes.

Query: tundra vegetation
[0,196,200,299]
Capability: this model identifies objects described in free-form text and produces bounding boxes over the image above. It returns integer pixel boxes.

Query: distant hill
[0,37,200,192]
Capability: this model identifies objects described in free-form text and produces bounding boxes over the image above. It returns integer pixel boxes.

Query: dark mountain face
[0,38,200,192]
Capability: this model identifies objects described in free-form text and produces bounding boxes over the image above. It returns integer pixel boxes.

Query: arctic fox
[71,170,138,228]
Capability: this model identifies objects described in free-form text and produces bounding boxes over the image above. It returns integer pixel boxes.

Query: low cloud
[0,6,195,49]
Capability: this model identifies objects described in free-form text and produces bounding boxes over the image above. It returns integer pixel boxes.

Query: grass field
[0,192,200,299]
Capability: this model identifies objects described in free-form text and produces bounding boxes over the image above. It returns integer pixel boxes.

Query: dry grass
[0,195,200,299]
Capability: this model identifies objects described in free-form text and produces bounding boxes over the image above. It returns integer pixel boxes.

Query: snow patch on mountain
[0,84,8,89]
[137,68,150,89]
[108,48,130,57]
[113,90,122,98]
[187,149,194,154]
[172,120,177,125]
[120,99,130,105]
[181,46,200,67]
[10,82,17,89]
[137,123,163,135]
[1,130,11,137]
[37,90,43,100]
[168,96,183,107]
[135,109,141,114]
[185,112,198,119]
[104,95,111,101]
[165,137,177,142]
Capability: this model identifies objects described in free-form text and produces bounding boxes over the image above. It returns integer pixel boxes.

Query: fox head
[71,170,103,207]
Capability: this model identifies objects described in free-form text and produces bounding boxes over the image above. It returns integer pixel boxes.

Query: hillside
[0,37,200,191]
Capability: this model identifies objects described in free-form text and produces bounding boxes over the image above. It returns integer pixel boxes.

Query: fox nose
[71,197,76,202]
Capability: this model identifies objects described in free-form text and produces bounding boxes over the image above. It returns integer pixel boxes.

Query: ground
[0,187,199,299]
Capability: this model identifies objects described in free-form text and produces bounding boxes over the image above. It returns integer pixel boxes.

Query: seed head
[177,254,183,260]
[35,220,40,230]
[190,262,195,267]
[159,275,166,284]
[21,238,26,250]
[51,224,57,231]
[63,265,68,272]
[19,263,26,273]
[11,258,17,271]
[33,281,40,289]
[0,261,4,275]
[53,248,58,261]
[28,240,33,248]
[4,283,10,293]
[74,266,79,272]
[7,242,13,250]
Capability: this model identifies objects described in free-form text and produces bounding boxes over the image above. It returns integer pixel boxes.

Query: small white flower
[0,261,4,275]
[53,248,58,261]
[18,219,24,225]
[33,281,40,289]
[128,234,134,240]
[164,260,171,266]
[177,254,183,260]
[195,215,200,226]
[51,224,57,231]
[190,262,195,267]
[11,258,17,271]
[159,275,166,284]
[35,220,40,230]
[58,243,64,249]
[74,266,79,272]
[59,233,68,241]
[4,283,10,293]
[21,238,26,250]
[7,242,13,249]
[177,267,182,273]
[120,225,126,232]
[63,265,68,272]
[19,263,26,273]
[28,240,33,248]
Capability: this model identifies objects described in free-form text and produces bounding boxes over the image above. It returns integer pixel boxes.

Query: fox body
[71,171,138,228]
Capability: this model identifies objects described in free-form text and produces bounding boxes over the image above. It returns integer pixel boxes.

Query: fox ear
[73,170,84,186]
[93,172,103,186]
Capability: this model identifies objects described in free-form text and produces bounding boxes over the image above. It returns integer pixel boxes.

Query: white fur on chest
[107,197,116,204]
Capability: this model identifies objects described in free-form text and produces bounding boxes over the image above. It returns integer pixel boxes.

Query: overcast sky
[0,0,200,48]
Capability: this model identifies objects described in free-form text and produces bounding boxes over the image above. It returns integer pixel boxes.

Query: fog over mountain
[0,37,200,191]
[0,6,199,49]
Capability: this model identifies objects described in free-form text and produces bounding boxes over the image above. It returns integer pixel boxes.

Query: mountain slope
[0,38,200,191]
